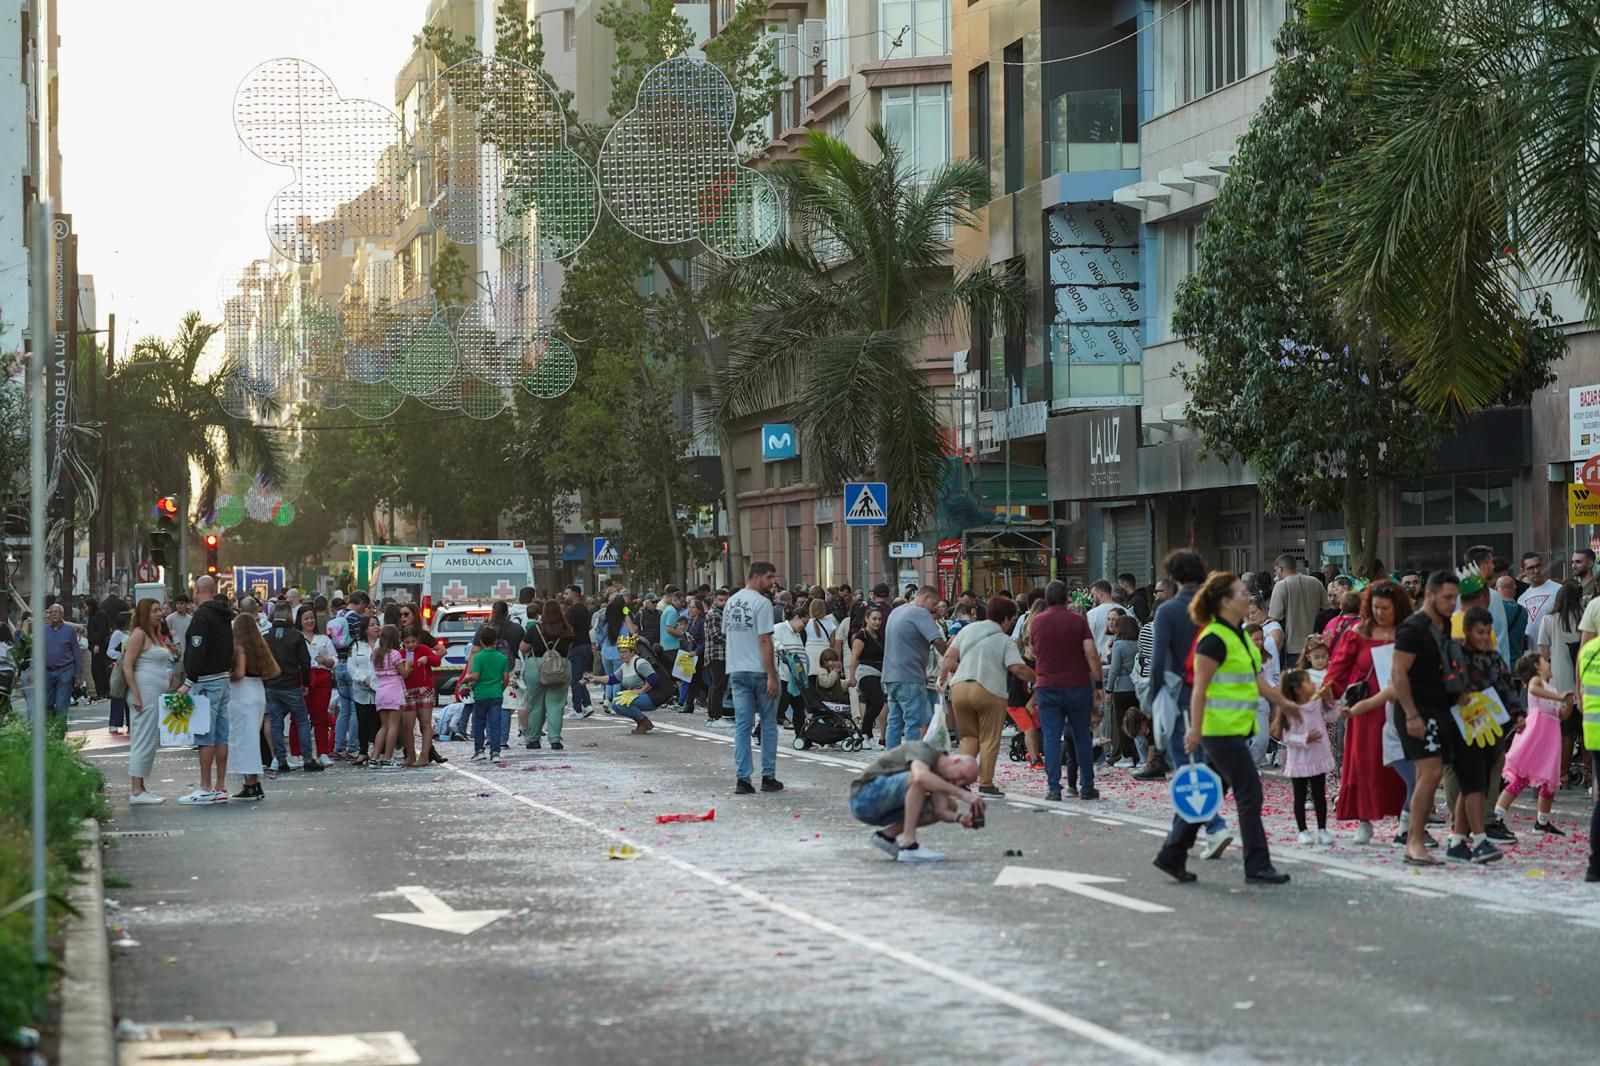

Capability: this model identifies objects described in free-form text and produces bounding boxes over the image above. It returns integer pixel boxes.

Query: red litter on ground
[656,809,715,824]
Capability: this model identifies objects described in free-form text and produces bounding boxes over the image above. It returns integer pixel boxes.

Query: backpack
[537,630,571,687]
[326,611,353,652]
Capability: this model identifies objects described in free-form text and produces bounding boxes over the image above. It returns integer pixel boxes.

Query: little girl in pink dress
[1274,670,1338,845]
[1494,651,1572,836]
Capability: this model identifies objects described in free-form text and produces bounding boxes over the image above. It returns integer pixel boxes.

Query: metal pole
[28,201,53,966]
[101,314,115,593]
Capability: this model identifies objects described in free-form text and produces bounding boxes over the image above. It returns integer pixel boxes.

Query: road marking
[1568,918,1600,930]
[994,865,1174,915]
[1090,817,1122,826]
[1140,829,1168,838]
[373,885,508,935]
[1474,903,1531,916]
[1393,885,1447,898]
[120,1031,419,1065]
[103,830,184,839]
[1319,868,1368,881]
[446,764,1182,1065]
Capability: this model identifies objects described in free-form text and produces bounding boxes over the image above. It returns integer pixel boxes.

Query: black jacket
[264,620,311,690]
[182,599,235,682]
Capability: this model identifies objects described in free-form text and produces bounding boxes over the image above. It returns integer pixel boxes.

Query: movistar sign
[761,423,799,462]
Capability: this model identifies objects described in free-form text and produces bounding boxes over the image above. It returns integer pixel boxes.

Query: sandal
[1404,853,1443,867]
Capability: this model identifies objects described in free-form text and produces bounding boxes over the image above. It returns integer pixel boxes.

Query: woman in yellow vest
[1580,639,1600,881]
[1154,571,1302,885]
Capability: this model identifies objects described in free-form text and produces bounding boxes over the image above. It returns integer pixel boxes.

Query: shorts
[1392,704,1447,763]
[1445,725,1493,794]
[404,687,432,714]
[848,772,933,827]
[1007,705,1038,731]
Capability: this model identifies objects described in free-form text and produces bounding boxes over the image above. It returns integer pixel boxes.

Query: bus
[420,540,534,623]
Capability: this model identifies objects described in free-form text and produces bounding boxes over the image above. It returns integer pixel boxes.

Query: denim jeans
[568,644,593,711]
[1157,735,1273,877]
[884,681,931,749]
[1036,686,1094,794]
[610,689,655,723]
[333,661,357,752]
[601,649,622,701]
[1166,702,1228,836]
[45,665,75,716]
[731,671,777,782]
[471,697,505,754]
[265,688,313,764]
[191,674,232,746]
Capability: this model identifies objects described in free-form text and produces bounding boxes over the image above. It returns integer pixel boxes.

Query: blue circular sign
[1170,763,1224,824]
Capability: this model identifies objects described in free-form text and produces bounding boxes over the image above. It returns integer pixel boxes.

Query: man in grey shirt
[848,739,981,863]
[1268,554,1324,667]
[880,586,949,749]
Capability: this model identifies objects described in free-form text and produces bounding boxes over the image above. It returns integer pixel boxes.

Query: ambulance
[420,540,534,622]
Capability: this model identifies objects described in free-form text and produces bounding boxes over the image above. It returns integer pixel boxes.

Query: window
[880,0,947,58]
[563,10,576,52]
[826,0,849,83]
[1155,0,1291,113]
[1002,41,1023,194]
[881,84,951,181]
[816,525,835,588]
[788,525,804,588]
[968,65,990,181]
[1394,471,1517,573]
[1157,221,1199,341]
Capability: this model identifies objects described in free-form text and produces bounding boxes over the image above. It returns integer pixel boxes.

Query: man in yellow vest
[1579,639,1600,882]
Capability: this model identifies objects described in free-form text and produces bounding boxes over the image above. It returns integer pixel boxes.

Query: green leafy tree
[0,347,26,619]
[1302,0,1597,411]
[709,127,1023,555]
[1175,12,1563,573]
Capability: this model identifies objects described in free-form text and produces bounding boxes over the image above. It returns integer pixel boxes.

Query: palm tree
[111,311,287,528]
[1303,0,1600,411]
[709,126,1023,543]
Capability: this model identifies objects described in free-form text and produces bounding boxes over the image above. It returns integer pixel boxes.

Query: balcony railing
[1044,88,1140,177]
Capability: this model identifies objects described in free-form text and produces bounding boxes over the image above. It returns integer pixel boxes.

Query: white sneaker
[176,787,211,806]
[288,756,303,769]
[206,790,229,804]
[1201,830,1234,860]
[1317,829,1336,846]
[1297,830,1314,845]
[895,844,946,863]
[1114,757,1136,769]
[128,792,164,805]
[317,754,333,767]
[1353,821,1374,845]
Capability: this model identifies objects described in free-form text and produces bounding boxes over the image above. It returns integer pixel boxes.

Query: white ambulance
[420,540,534,620]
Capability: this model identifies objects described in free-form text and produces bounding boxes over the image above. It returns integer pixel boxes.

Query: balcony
[1045,89,1138,177]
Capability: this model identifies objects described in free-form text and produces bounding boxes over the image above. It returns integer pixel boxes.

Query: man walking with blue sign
[1153,570,1300,886]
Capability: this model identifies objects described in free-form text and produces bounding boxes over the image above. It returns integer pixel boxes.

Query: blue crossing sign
[843,482,888,526]
[1170,763,1223,824]
[593,537,619,567]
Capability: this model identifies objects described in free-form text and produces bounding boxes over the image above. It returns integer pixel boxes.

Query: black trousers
[356,703,380,755]
[1292,773,1327,831]
[1156,735,1273,877]
[704,660,728,719]
[858,675,885,735]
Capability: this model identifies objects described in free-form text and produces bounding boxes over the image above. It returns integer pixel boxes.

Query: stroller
[778,648,865,751]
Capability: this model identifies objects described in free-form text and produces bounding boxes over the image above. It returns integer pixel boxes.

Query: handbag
[109,664,129,700]
[502,654,529,712]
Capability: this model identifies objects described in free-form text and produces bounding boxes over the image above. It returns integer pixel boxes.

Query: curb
[58,817,113,1066]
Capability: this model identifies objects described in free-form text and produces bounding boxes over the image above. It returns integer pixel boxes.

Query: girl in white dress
[227,614,281,801]
[121,599,176,805]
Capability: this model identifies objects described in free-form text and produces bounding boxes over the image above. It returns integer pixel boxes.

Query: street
[80,701,1599,1066]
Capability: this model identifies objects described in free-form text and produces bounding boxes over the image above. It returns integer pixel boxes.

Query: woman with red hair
[1326,581,1412,844]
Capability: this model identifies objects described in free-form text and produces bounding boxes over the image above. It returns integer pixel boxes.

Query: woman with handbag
[1327,582,1413,845]
[228,613,281,801]
[106,610,132,736]
[122,598,176,805]
[525,601,573,750]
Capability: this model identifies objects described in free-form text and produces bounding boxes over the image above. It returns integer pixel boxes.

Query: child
[1299,634,1337,776]
[461,632,509,760]
[399,628,442,767]
[813,647,850,705]
[1300,635,1331,688]
[1105,615,1141,767]
[1245,623,1276,765]
[1122,706,1151,770]
[370,624,406,769]
[1449,605,1513,862]
[1274,668,1336,845]
[1008,693,1043,771]
[435,681,472,742]
[1492,651,1571,836]
[1063,706,1110,795]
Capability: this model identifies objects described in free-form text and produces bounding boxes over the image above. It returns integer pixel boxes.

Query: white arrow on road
[374,885,509,935]
[994,866,1173,915]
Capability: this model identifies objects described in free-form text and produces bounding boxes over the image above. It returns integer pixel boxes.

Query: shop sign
[1568,484,1600,525]
[1046,407,1139,500]
[1569,385,1600,461]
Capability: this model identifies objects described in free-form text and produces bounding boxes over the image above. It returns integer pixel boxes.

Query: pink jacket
[1280,700,1336,779]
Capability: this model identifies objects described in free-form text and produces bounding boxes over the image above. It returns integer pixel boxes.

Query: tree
[1175,11,1563,573]
[0,348,26,619]
[709,127,1023,556]
[1302,0,1599,411]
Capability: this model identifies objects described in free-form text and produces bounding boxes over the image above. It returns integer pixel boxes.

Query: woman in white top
[771,606,807,727]
[938,597,1034,795]
[802,598,839,676]
[228,613,281,801]
[121,599,175,804]
[106,609,132,735]
[298,605,338,766]
[1537,580,1584,696]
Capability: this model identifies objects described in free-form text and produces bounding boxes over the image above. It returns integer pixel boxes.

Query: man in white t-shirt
[1084,580,1117,649]
[723,561,783,795]
[1516,551,1562,643]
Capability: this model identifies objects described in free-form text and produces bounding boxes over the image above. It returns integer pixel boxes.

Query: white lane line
[1141,829,1168,838]
[1319,868,1369,882]
[1568,918,1600,930]
[446,763,1182,1066]
[1393,885,1447,898]
[1474,903,1531,916]
[1090,818,1122,827]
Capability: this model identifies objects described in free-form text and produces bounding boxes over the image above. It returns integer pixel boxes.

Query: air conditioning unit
[800,18,827,64]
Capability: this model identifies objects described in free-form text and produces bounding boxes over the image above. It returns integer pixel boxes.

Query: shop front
[1046,405,1148,582]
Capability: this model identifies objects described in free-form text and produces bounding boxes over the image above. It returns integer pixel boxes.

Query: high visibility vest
[1199,620,1262,737]
[1579,639,1600,750]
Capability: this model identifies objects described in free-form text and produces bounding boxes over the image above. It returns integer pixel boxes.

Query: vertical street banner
[47,214,76,493]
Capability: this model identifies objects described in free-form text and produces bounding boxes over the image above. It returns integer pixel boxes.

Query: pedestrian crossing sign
[593,537,620,567]
[843,482,888,526]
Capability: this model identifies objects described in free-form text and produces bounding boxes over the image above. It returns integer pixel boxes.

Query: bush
[0,716,106,1042]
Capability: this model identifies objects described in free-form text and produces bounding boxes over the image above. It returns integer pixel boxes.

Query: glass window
[563,9,576,51]
[1158,221,1199,342]
[1396,536,1455,575]
[969,65,990,178]
[1454,472,1487,525]
[1045,88,1124,177]
[881,84,951,181]
[1399,480,1424,526]
[1486,471,1514,523]
[1154,0,1291,114]
[881,0,947,58]
[788,526,803,588]
[1421,476,1452,525]
[817,525,835,587]
[1003,40,1023,194]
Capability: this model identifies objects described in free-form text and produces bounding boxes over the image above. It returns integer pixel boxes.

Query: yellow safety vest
[1199,620,1262,737]
[1579,639,1600,751]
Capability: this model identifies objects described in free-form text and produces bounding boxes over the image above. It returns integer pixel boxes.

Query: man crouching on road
[849,739,983,863]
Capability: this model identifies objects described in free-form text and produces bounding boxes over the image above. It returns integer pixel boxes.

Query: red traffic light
[204,534,220,548]
[156,496,178,516]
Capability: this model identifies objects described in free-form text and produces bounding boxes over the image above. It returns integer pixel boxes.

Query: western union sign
[1569,484,1600,524]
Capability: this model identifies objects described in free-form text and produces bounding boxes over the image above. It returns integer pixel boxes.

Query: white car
[430,603,526,698]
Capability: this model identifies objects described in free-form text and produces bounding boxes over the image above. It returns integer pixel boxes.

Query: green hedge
[0,715,107,1043]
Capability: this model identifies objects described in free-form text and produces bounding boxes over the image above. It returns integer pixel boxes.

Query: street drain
[103,830,185,839]
[118,1030,418,1065]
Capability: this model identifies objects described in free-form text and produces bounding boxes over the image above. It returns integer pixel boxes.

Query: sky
[56,0,426,355]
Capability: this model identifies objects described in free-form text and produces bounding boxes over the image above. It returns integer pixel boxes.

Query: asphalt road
[74,698,1599,1066]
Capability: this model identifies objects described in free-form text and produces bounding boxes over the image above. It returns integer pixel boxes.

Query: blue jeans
[1037,686,1095,794]
[731,671,777,782]
[333,661,357,752]
[1166,701,1228,836]
[45,665,76,716]
[472,697,505,754]
[611,689,655,723]
[265,688,311,764]
[849,772,929,826]
[884,681,931,749]
[601,648,622,700]
[191,674,231,746]
[568,645,593,710]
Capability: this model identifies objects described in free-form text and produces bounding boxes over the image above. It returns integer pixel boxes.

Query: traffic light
[150,495,179,566]
[204,533,220,576]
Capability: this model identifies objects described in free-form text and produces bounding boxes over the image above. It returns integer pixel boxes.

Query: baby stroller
[778,648,865,751]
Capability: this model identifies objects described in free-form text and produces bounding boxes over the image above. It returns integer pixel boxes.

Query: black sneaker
[1533,819,1565,836]
[1153,855,1197,883]
[735,778,755,795]
[1587,866,1600,883]
[1445,840,1473,862]
[1484,818,1516,843]
[301,760,325,773]
[550,741,564,751]
[276,761,296,773]
[1245,868,1290,885]
[1470,839,1504,864]
[231,783,265,801]
[761,777,784,793]
[1079,787,1101,801]
[1067,785,1080,798]
[1045,790,1062,801]
[526,739,541,750]
[977,784,1005,797]
[451,732,470,742]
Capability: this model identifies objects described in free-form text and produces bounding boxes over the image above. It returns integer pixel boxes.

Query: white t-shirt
[306,633,337,671]
[1518,580,1562,639]
[1086,602,1116,649]
[723,588,775,675]
[107,629,129,663]
[950,620,1024,700]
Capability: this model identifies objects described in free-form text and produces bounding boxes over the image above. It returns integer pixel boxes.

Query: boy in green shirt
[461,634,510,760]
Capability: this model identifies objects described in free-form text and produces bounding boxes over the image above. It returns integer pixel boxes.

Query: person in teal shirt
[659,589,686,709]
[461,635,509,760]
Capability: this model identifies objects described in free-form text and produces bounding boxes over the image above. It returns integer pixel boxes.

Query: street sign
[1170,763,1224,824]
[888,541,924,559]
[593,537,619,567]
[760,423,798,462]
[993,866,1172,914]
[135,561,158,583]
[1582,456,1600,495]
[843,482,888,526]
[1569,484,1600,526]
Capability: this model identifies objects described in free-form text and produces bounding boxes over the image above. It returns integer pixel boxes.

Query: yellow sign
[1570,484,1600,525]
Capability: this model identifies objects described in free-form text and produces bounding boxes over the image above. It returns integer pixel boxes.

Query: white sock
[1399,810,1411,830]
[1493,805,1507,820]
[1471,833,1488,847]
[1448,834,1466,847]
[1536,812,1550,825]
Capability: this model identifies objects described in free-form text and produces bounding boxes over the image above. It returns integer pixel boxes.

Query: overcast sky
[57,0,424,353]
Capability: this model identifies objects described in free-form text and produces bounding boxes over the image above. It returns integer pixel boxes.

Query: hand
[969,796,987,821]
[1307,729,1324,743]
[766,675,778,698]
[1183,728,1201,755]
[1405,714,1425,740]
[959,812,974,829]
